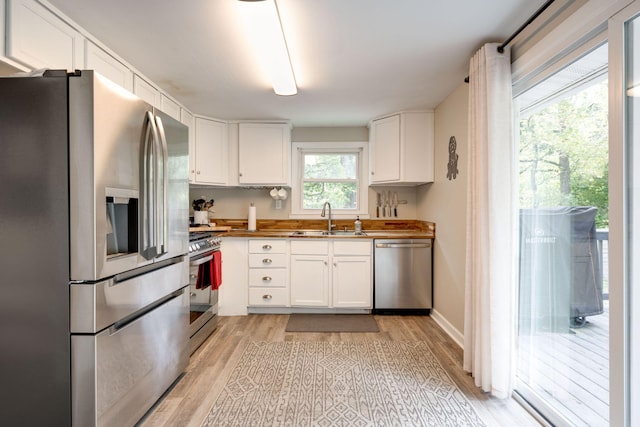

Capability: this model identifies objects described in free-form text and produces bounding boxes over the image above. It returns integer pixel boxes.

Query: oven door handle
[190,254,214,267]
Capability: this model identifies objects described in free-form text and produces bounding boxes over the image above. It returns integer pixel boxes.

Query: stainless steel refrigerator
[0,70,190,426]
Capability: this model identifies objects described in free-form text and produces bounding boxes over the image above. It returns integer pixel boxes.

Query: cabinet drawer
[249,268,287,288]
[249,253,287,268]
[333,240,372,255]
[249,239,286,253]
[249,287,288,306]
[290,240,329,255]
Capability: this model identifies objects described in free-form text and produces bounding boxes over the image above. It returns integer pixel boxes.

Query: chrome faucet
[320,201,334,233]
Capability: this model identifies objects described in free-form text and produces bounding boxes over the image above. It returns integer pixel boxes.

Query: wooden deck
[517,301,609,426]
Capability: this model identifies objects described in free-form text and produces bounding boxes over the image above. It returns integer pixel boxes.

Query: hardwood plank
[138,314,541,427]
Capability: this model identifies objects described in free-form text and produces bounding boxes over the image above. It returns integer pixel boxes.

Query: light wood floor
[139,314,541,427]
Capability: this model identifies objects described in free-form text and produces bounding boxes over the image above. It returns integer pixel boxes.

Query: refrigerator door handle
[141,111,160,259]
[155,115,169,256]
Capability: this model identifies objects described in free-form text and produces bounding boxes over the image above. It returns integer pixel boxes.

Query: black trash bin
[519,207,603,334]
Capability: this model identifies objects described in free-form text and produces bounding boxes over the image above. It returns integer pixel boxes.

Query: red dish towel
[212,251,223,290]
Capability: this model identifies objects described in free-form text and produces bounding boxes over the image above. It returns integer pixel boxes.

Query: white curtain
[463,43,516,399]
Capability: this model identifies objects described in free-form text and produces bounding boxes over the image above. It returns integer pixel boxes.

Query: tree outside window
[519,80,609,228]
[302,152,358,209]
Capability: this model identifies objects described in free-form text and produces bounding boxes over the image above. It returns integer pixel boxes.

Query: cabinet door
[85,41,133,92]
[194,117,228,185]
[369,114,400,183]
[238,123,290,185]
[6,0,83,70]
[332,256,372,308]
[219,238,249,316]
[133,75,160,107]
[402,111,435,184]
[180,110,196,183]
[290,255,329,307]
[160,94,181,121]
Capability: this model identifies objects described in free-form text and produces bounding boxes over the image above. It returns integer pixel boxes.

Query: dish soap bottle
[354,216,362,234]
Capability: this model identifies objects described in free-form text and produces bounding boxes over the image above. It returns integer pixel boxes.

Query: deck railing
[596,229,609,299]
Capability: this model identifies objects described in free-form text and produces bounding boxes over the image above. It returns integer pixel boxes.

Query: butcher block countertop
[192,219,435,239]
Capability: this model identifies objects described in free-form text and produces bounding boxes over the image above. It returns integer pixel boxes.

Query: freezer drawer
[70,256,188,333]
[71,288,189,427]
[374,239,433,310]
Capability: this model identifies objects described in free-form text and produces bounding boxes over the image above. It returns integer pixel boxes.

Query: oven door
[189,251,218,340]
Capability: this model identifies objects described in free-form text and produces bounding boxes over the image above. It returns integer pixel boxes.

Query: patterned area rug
[202,341,486,427]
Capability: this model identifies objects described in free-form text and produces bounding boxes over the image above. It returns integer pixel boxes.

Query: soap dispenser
[354,216,362,234]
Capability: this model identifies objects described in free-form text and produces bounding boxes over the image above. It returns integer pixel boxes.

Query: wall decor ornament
[447,136,459,180]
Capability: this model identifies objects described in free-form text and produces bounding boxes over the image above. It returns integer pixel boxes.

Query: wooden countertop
[188,225,232,232]
[215,229,434,239]
[190,219,435,239]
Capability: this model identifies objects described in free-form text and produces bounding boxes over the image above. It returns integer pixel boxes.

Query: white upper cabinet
[194,117,228,185]
[369,111,434,185]
[160,94,181,121]
[133,74,160,108]
[5,0,84,70]
[238,123,291,186]
[84,40,133,92]
[181,110,196,183]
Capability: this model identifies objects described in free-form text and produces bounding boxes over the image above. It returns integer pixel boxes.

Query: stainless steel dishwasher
[373,239,433,313]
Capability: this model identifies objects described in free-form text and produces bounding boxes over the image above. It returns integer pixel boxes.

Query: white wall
[417,82,469,339]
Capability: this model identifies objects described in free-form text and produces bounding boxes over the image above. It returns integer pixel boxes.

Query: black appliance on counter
[0,70,189,426]
[188,231,221,353]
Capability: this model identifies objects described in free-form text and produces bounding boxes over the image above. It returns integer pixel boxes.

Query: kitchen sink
[289,230,367,237]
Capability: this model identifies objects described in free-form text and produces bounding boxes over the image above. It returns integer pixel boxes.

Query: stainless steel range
[188,231,221,354]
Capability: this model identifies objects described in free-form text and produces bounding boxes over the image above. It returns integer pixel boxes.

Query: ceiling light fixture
[237,0,297,96]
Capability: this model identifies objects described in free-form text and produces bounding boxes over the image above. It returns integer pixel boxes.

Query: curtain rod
[464,0,555,83]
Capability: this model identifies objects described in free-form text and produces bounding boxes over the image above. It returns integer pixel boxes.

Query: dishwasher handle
[375,242,431,249]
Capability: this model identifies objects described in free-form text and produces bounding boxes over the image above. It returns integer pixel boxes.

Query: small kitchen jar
[194,211,208,224]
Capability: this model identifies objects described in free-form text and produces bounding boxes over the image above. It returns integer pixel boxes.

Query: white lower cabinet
[332,256,371,308]
[290,254,330,307]
[290,240,372,309]
[248,239,289,307]
[219,238,249,316]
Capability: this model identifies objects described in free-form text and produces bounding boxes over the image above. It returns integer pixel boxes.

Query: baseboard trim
[431,309,464,348]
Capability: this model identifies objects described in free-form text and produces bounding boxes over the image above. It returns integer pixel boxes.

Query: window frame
[290,141,369,218]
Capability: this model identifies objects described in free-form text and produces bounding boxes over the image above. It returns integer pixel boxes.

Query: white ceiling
[47,0,546,126]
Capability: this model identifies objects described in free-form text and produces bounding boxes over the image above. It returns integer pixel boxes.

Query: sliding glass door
[514,45,611,426]
[609,3,640,425]
[624,12,640,426]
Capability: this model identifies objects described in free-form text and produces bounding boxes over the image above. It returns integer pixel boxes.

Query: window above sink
[290,141,369,219]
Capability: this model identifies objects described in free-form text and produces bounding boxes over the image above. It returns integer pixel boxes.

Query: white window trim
[290,141,369,219]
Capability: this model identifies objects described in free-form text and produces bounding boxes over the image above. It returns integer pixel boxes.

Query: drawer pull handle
[262,258,272,264]
[263,294,273,300]
[262,244,272,250]
[190,273,197,279]
[262,276,272,282]
[190,292,197,297]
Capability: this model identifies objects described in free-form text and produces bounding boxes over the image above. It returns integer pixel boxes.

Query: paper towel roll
[248,204,257,231]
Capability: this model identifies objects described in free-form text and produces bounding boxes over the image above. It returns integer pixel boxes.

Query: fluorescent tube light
[237,0,297,96]
[627,84,640,97]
